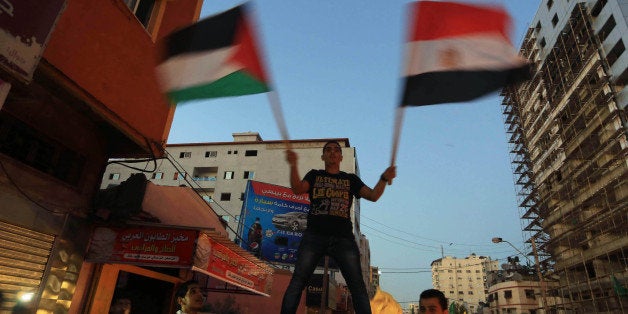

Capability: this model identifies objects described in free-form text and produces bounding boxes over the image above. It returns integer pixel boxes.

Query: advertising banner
[238,180,310,265]
[193,233,273,296]
[0,0,67,82]
[86,226,198,267]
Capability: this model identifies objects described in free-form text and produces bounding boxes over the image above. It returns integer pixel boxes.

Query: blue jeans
[280,232,371,314]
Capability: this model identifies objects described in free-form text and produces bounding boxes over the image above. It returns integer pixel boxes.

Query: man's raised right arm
[286,150,309,194]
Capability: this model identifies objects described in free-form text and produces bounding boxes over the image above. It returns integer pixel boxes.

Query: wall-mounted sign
[0,0,67,82]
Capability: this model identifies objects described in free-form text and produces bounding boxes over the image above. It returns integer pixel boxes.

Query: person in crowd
[281,141,396,314]
[419,289,449,314]
[175,280,209,314]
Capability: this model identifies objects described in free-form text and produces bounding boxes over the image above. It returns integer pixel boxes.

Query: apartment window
[123,0,156,28]
[220,193,231,201]
[535,21,541,32]
[591,0,608,17]
[525,289,536,299]
[152,172,163,180]
[109,173,120,180]
[456,270,462,273]
[458,291,464,295]
[468,291,473,295]
[179,152,191,158]
[235,215,240,222]
[615,67,628,85]
[205,151,217,158]
[466,270,471,273]
[240,193,245,200]
[504,290,512,299]
[221,215,231,222]
[0,114,85,186]
[547,0,553,9]
[224,171,234,180]
[539,37,546,48]
[448,270,453,273]
[607,39,625,67]
[475,270,481,273]
[243,171,254,179]
[551,14,558,27]
[598,15,616,43]
[245,150,258,156]
[174,172,186,180]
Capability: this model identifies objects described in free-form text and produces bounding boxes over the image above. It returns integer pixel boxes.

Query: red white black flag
[401,1,530,106]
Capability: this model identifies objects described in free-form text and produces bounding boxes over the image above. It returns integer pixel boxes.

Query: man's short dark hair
[322,140,342,152]
[175,280,199,300]
[420,289,447,310]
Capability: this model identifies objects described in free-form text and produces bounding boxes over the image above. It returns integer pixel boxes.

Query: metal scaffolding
[501,3,628,313]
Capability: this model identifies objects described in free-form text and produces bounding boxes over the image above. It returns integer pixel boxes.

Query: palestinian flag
[157,5,270,103]
[401,1,530,106]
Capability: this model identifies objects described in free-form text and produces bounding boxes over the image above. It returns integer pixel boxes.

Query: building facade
[100,132,376,297]
[430,254,500,314]
[502,0,628,312]
[0,0,203,312]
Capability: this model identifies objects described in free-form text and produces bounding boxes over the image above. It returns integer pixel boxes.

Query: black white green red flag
[157,5,270,104]
[401,1,530,106]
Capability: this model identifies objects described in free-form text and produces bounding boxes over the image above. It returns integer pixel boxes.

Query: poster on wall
[0,0,67,82]
[238,180,310,265]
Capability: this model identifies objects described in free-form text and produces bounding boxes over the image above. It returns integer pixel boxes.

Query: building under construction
[501,1,627,313]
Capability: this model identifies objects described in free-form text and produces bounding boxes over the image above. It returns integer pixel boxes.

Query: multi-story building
[101,132,374,292]
[430,254,500,313]
[501,0,628,312]
[0,0,202,312]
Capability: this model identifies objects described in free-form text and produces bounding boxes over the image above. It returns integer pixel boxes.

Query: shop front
[85,182,273,313]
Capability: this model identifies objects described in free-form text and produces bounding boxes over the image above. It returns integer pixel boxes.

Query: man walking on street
[281,141,396,314]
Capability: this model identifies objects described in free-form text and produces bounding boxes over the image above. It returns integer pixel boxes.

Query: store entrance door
[89,264,180,314]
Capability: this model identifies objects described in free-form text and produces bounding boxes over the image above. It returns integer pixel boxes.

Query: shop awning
[87,181,274,296]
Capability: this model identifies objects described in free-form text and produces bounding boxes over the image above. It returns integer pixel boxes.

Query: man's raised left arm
[360,166,396,202]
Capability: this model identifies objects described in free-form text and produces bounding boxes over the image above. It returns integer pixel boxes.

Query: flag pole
[388,106,405,185]
[390,106,405,166]
[267,90,292,149]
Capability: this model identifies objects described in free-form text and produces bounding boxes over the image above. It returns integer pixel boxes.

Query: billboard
[238,180,310,265]
[0,0,67,82]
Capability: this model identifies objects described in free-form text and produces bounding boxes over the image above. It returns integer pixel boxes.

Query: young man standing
[419,289,449,314]
[281,141,396,314]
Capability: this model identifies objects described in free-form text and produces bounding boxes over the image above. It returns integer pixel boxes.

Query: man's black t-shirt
[303,169,365,238]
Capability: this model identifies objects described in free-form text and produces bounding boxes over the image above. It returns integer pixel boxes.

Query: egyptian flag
[157,4,270,104]
[401,1,530,107]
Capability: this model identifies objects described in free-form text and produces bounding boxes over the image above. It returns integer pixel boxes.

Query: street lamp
[492,236,547,311]
[491,237,533,266]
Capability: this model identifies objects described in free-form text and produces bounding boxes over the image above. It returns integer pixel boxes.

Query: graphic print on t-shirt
[310,175,351,219]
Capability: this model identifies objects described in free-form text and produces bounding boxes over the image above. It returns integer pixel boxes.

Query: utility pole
[531,236,548,313]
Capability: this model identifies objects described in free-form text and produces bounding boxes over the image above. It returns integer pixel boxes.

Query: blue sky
[167,0,542,306]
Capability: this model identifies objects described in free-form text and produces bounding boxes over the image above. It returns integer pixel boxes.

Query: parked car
[272,212,308,232]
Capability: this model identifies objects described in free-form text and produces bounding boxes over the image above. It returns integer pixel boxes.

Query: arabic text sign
[194,233,273,296]
[0,0,67,81]
[239,180,310,265]
[86,226,197,267]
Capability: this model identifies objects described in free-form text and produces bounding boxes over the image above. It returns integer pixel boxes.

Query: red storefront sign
[86,226,274,296]
[86,226,197,267]
[193,233,273,296]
